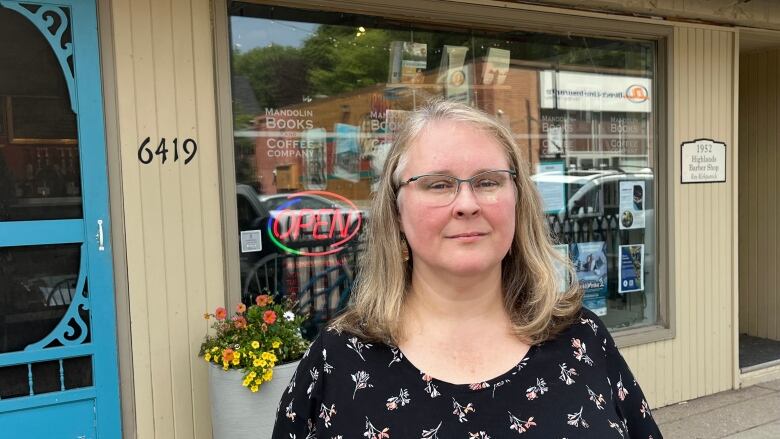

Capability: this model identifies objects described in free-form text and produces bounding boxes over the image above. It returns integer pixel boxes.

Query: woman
[272,101,662,438]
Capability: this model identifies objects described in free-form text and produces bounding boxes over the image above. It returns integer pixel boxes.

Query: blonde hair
[332,100,582,344]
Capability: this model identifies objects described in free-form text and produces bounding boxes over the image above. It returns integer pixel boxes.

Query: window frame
[213,0,676,348]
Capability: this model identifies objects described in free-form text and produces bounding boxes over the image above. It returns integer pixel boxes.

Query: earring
[400,236,410,262]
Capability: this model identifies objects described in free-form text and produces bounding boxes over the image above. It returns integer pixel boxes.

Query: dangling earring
[400,235,410,262]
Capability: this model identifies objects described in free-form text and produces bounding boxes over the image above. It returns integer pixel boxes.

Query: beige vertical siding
[619,26,736,409]
[110,0,224,437]
[739,50,780,341]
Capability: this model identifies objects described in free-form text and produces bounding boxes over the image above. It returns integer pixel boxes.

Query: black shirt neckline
[395,343,540,394]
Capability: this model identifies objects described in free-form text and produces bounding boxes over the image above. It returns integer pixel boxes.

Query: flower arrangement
[199,294,309,393]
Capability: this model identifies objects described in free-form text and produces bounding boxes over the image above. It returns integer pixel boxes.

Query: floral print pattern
[272,309,663,438]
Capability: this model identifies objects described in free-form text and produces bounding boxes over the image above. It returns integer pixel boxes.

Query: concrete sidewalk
[654,378,780,438]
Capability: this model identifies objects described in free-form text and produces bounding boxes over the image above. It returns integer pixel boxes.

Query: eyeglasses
[397,169,517,207]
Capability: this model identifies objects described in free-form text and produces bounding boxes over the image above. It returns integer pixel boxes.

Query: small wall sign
[681,139,726,184]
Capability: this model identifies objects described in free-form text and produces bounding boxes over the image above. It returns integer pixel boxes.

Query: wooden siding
[739,50,780,342]
[620,26,736,408]
[109,0,224,437]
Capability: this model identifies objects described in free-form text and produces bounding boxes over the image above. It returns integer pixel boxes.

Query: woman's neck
[402,265,509,337]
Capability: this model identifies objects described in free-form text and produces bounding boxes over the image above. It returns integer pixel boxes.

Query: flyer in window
[619,244,644,293]
[553,243,569,294]
[388,41,428,84]
[619,180,645,229]
[302,128,327,190]
[535,161,565,214]
[570,241,608,316]
[438,45,472,104]
[482,47,510,85]
[334,123,360,183]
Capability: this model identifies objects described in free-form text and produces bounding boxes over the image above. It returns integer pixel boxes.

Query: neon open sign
[267,191,363,256]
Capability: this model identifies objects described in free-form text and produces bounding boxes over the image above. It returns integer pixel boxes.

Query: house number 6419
[138,137,197,165]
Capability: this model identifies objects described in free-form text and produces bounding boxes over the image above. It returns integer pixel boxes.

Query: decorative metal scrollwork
[0,1,77,113]
[25,244,90,350]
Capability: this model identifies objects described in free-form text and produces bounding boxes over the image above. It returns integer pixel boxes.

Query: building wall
[106,1,738,437]
[108,0,225,437]
[619,25,736,409]
[739,50,780,342]
[530,0,780,31]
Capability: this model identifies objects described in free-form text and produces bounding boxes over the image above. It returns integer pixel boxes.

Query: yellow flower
[260,360,267,367]
[222,364,228,371]
[242,379,250,387]
[211,347,218,352]
[234,352,241,359]
[253,359,262,367]
[263,370,273,381]
[248,371,256,378]
[272,341,281,349]
[204,353,211,361]
[255,378,262,385]
[232,359,240,366]
[250,385,259,392]
[251,341,260,349]
[269,353,277,362]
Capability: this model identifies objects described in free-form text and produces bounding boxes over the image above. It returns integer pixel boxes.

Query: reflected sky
[231,17,318,51]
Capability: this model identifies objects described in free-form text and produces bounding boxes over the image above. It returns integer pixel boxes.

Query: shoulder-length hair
[331,100,582,345]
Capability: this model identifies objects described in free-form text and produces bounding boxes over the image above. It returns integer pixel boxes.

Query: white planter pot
[208,360,299,439]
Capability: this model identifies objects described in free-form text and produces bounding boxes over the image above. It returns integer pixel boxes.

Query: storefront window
[228,3,658,333]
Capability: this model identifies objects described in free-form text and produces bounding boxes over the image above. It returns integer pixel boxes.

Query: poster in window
[482,48,510,85]
[619,180,645,230]
[334,123,360,183]
[619,244,644,293]
[388,42,427,84]
[570,241,608,316]
[439,45,472,104]
[302,128,327,190]
[535,161,565,214]
[553,243,569,294]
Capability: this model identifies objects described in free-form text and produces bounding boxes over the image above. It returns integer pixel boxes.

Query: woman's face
[397,120,517,277]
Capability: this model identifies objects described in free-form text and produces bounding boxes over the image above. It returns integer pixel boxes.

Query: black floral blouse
[272,308,662,438]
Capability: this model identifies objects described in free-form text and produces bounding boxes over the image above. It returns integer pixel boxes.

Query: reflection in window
[0,8,81,222]
[229,3,658,333]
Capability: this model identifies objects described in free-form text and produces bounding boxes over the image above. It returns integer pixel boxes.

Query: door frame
[0,0,123,436]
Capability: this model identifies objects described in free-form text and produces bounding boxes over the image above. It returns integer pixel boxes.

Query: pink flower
[236,303,246,314]
[215,307,227,321]
[263,310,277,325]
[527,391,537,400]
[386,401,397,410]
[222,348,234,362]
[232,316,247,329]
[255,295,270,306]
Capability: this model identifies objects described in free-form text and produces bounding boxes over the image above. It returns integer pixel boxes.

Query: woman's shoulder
[316,325,392,366]
[551,306,610,344]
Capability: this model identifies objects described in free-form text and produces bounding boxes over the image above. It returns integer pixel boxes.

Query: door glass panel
[0,244,87,354]
[0,7,81,222]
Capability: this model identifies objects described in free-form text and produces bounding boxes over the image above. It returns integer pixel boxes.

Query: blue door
[0,1,121,437]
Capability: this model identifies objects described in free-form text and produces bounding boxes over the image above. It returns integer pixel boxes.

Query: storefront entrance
[738,30,780,376]
[0,1,122,437]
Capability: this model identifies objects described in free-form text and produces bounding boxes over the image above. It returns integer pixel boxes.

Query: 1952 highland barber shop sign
[681,139,726,184]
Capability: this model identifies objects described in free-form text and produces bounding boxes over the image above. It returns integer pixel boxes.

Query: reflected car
[531,168,655,311]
